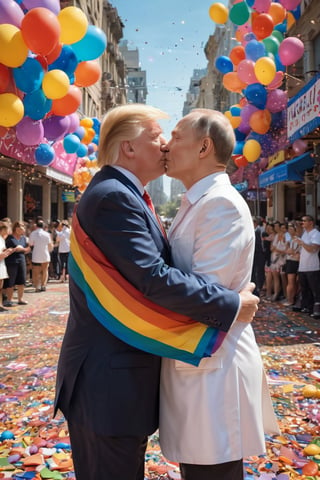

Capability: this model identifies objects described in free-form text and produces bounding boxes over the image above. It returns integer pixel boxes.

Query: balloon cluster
[0,0,106,167]
[209,0,304,167]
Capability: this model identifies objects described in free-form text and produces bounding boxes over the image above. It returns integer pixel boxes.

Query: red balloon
[252,13,274,40]
[0,63,10,93]
[51,85,82,116]
[229,46,246,66]
[46,42,63,64]
[21,7,61,56]
[233,155,248,167]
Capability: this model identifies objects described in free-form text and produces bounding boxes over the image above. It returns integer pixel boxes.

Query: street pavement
[0,282,320,479]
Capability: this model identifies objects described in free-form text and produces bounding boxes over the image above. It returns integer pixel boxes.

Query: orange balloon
[286,12,296,30]
[252,13,274,40]
[21,7,61,56]
[223,72,247,93]
[74,61,102,87]
[51,85,82,116]
[268,2,286,25]
[229,45,246,65]
[82,128,95,144]
[233,155,248,167]
[249,109,272,134]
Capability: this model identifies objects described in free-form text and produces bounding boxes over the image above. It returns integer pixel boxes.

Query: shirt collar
[112,165,145,195]
[185,171,229,205]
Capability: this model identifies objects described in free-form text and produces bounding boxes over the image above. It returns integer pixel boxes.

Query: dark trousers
[68,420,147,480]
[180,459,244,480]
[299,270,320,312]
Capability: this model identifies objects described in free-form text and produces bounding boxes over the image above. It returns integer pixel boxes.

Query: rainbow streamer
[69,213,226,366]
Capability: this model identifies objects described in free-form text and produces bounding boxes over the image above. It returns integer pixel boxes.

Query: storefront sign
[287,73,320,142]
[267,150,285,169]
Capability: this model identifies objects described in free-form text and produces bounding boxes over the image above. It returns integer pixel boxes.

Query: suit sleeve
[77,189,240,332]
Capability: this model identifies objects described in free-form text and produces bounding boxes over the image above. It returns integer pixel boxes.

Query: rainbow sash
[68,213,226,366]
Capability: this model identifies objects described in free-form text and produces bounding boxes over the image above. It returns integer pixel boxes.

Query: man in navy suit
[55,104,259,480]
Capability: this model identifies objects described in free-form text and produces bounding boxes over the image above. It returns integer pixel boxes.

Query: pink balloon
[266,89,288,112]
[237,59,258,84]
[278,37,304,66]
[253,0,272,13]
[22,0,60,15]
[0,0,24,27]
[292,139,308,156]
[267,71,284,90]
[279,0,301,10]
[16,116,44,146]
[67,112,80,133]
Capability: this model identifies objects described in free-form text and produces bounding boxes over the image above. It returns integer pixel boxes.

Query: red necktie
[143,191,167,238]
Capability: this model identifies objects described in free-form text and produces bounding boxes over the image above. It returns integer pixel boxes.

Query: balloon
[235,23,252,43]
[73,126,85,140]
[63,133,81,153]
[0,0,24,27]
[16,116,44,145]
[71,25,107,62]
[74,60,102,87]
[67,112,80,132]
[262,35,280,55]
[253,0,271,13]
[229,45,246,65]
[245,39,266,61]
[237,59,258,84]
[229,2,250,25]
[254,56,276,85]
[23,89,52,120]
[58,6,88,44]
[249,109,272,134]
[292,138,308,156]
[13,57,44,93]
[286,11,296,30]
[80,118,93,128]
[208,2,229,24]
[0,126,9,138]
[51,85,82,116]
[244,83,268,108]
[49,44,78,77]
[266,89,287,112]
[21,7,61,56]
[215,56,233,74]
[252,13,274,40]
[223,72,247,93]
[42,69,70,99]
[34,143,55,166]
[45,42,63,64]
[43,114,70,140]
[22,0,60,15]
[278,37,304,66]
[0,64,10,93]
[243,139,261,162]
[0,24,28,68]
[0,93,24,127]
[76,143,88,157]
[225,111,241,129]
[239,104,259,133]
[268,2,286,24]
[280,0,301,9]
[234,155,248,167]
[233,140,245,155]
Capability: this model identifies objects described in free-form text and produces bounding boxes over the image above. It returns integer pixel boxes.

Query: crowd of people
[251,215,320,318]
[0,216,71,312]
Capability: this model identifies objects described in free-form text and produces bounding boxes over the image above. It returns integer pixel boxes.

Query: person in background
[295,215,320,318]
[251,216,265,297]
[262,222,275,300]
[56,220,71,283]
[283,223,300,307]
[28,219,53,292]
[159,109,278,480]
[49,220,61,280]
[3,221,31,306]
[55,104,259,480]
[270,224,287,301]
[0,222,13,312]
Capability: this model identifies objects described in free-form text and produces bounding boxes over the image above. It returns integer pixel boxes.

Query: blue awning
[259,153,314,188]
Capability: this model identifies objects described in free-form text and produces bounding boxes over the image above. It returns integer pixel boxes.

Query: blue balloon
[23,89,52,121]
[246,0,255,6]
[291,5,301,20]
[71,25,107,62]
[274,54,285,72]
[244,83,267,109]
[13,57,44,93]
[76,143,88,158]
[234,129,246,141]
[274,21,287,34]
[63,134,81,154]
[245,40,266,62]
[230,106,241,116]
[215,56,233,74]
[92,117,101,133]
[34,143,55,166]
[49,45,78,78]
[233,141,244,155]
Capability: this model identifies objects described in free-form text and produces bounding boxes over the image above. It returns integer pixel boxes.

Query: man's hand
[236,282,259,323]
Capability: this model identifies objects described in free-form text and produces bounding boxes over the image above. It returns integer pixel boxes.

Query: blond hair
[97,104,169,168]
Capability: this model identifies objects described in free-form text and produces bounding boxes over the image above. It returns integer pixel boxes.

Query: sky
[111,0,229,194]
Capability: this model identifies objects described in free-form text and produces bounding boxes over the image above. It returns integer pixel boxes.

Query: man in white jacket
[160,109,279,480]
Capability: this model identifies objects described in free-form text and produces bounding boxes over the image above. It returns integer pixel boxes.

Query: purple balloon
[0,0,24,27]
[43,115,70,141]
[266,89,288,113]
[67,112,80,133]
[16,116,44,146]
[22,0,60,15]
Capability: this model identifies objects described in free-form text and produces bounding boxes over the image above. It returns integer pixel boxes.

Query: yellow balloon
[0,24,28,68]
[243,139,261,163]
[209,3,229,24]
[42,70,70,100]
[254,57,276,85]
[0,93,24,127]
[58,6,88,44]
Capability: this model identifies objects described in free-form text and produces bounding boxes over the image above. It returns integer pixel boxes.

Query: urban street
[0,281,319,479]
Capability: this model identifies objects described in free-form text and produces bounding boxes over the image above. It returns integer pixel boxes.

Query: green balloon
[271,30,284,43]
[263,36,280,55]
[229,2,250,26]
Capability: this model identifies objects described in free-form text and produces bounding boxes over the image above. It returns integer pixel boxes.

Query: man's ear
[121,141,135,157]
[199,138,213,156]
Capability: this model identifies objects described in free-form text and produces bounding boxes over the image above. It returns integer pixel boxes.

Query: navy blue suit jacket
[55,166,239,436]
